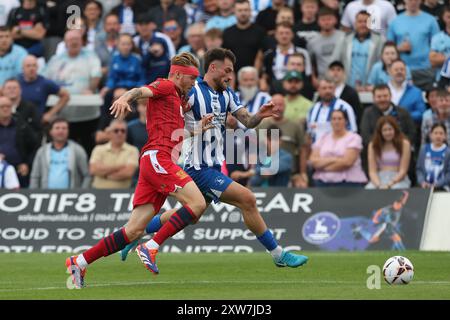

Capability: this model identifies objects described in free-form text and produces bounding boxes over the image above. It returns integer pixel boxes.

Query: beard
[239,86,258,103]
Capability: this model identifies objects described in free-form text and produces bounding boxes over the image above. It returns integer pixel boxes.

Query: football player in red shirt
[65,52,212,288]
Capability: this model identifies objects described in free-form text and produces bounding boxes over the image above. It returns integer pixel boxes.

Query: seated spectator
[0,157,20,189]
[111,0,141,35]
[421,89,450,144]
[417,122,450,190]
[255,0,285,36]
[309,109,368,187]
[0,96,39,187]
[178,22,206,61]
[360,84,416,149]
[101,33,145,97]
[163,19,187,52]
[388,59,426,124]
[258,94,308,187]
[366,116,411,189]
[307,77,358,144]
[438,55,450,90]
[281,70,313,123]
[197,28,223,75]
[148,0,187,32]
[55,16,93,56]
[7,0,48,57]
[249,125,293,187]
[174,0,203,25]
[95,13,120,78]
[83,1,104,49]
[89,119,139,189]
[0,1,20,27]
[30,117,91,189]
[294,0,320,46]
[236,66,271,127]
[2,78,41,137]
[387,0,440,90]
[368,41,413,87]
[44,29,102,155]
[0,26,27,86]
[18,55,70,124]
[127,98,148,151]
[327,61,363,125]
[270,52,315,100]
[429,5,450,77]
[337,10,384,90]
[205,0,237,31]
[199,0,220,23]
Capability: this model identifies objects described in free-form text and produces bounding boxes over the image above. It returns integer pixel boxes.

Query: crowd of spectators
[1,0,450,192]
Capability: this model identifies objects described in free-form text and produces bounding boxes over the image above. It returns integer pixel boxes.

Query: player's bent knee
[189,198,207,216]
[124,225,145,241]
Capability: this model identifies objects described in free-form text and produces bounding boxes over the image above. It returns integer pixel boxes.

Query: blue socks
[145,214,163,234]
[257,230,278,251]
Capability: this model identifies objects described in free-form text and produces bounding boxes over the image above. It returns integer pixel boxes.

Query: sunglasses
[164,25,178,32]
[113,128,126,134]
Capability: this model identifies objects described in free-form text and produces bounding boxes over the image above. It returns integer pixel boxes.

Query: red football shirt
[140,78,189,158]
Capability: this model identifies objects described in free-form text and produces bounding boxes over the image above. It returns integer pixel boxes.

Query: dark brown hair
[371,116,406,160]
[204,48,236,73]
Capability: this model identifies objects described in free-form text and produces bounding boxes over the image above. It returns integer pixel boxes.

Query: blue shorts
[185,165,234,203]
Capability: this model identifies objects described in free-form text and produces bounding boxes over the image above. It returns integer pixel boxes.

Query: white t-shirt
[0,162,20,189]
[0,0,20,26]
[341,0,397,35]
[388,81,407,106]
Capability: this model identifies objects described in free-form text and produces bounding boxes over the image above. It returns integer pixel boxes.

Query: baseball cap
[283,70,303,81]
[328,60,345,70]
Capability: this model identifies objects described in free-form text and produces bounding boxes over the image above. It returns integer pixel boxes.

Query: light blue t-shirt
[205,15,237,31]
[431,31,450,57]
[0,44,28,86]
[368,61,413,85]
[48,146,70,189]
[387,11,440,70]
[349,37,371,86]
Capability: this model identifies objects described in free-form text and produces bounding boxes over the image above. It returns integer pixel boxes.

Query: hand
[398,40,411,53]
[379,184,389,189]
[230,171,244,180]
[292,174,308,188]
[201,114,215,132]
[110,96,132,119]
[149,43,164,57]
[82,89,94,95]
[421,182,431,188]
[100,87,109,97]
[41,112,56,125]
[17,164,29,176]
[257,101,277,119]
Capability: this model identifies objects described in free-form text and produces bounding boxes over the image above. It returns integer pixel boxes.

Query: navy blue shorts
[185,166,234,203]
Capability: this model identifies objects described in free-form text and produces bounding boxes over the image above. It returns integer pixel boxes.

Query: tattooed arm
[109,87,153,118]
[234,101,277,129]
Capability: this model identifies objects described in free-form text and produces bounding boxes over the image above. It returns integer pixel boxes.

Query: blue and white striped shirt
[184,80,244,168]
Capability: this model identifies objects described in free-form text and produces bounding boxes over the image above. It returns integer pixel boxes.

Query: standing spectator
[0,96,39,187]
[163,19,187,52]
[127,98,147,152]
[366,116,412,189]
[55,16,92,56]
[429,6,450,75]
[421,89,450,144]
[249,125,293,187]
[2,78,41,137]
[255,0,286,35]
[178,22,206,62]
[236,66,271,124]
[387,0,440,89]
[99,0,121,18]
[198,28,224,75]
[421,0,445,27]
[0,0,19,27]
[7,0,48,57]
[18,55,70,124]
[281,70,313,123]
[360,84,416,149]
[368,41,413,87]
[200,0,220,23]
[387,59,426,124]
[44,29,102,155]
[223,0,266,73]
[307,77,358,143]
[174,0,203,25]
[337,10,384,89]
[262,22,312,91]
[0,26,27,86]
[89,119,139,189]
[83,0,104,49]
[258,94,308,186]
[294,0,320,46]
[148,0,187,33]
[340,0,397,36]
[205,0,237,31]
[50,0,87,39]
[111,0,141,35]
[95,13,120,78]
[327,60,363,125]
[417,122,450,190]
[0,157,20,189]
[30,117,91,189]
[309,109,368,187]
[307,6,345,78]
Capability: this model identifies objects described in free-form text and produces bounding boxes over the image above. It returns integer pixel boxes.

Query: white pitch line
[1,279,450,293]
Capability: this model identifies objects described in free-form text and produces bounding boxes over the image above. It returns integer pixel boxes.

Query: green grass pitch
[0,251,449,300]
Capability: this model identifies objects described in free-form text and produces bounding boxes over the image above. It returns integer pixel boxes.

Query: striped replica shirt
[184,79,244,168]
[307,98,358,143]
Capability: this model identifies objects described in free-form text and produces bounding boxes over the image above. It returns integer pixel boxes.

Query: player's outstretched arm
[234,101,277,128]
[109,87,153,119]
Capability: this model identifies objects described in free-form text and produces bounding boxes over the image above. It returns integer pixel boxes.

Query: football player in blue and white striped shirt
[121,48,308,270]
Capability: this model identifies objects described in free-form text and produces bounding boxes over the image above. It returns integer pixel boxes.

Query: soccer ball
[382,256,414,285]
